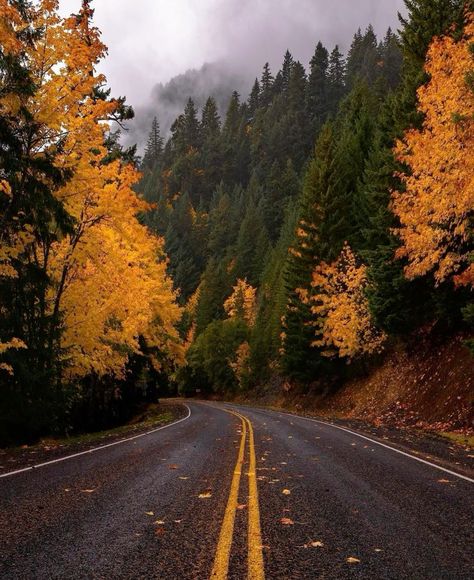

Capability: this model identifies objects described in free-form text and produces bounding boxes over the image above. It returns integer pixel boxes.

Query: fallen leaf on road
[154,519,165,525]
[237,504,247,510]
[437,479,450,483]
[198,492,212,499]
[308,541,324,548]
[347,557,360,564]
[80,489,95,493]
[168,464,179,470]
[280,517,294,525]
[155,527,165,536]
[173,520,182,523]
[282,489,291,495]
[145,511,154,516]
[64,488,71,492]
[374,548,383,553]
[179,476,189,480]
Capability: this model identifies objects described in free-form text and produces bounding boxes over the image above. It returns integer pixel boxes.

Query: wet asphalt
[1,401,473,579]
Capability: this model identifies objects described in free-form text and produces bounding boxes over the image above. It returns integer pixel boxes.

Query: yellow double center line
[210,409,265,580]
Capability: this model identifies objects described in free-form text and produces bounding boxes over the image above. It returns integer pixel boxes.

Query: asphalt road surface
[1,401,473,579]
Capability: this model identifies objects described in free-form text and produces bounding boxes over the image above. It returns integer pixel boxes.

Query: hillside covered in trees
[138,2,474,399]
[0,0,473,445]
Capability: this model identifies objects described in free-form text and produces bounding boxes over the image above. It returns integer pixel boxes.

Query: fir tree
[142,116,163,170]
[306,41,330,136]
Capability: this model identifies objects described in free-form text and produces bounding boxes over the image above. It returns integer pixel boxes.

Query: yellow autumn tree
[1,1,183,379]
[310,244,386,359]
[224,278,257,326]
[392,17,474,287]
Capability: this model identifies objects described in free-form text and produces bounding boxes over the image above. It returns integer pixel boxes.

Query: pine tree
[280,49,294,94]
[306,41,330,136]
[260,62,274,107]
[248,78,260,119]
[327,45,346,117]
[142,116,163,170]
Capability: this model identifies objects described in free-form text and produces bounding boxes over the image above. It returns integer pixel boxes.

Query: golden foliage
[229,341,251,388]
[393,18,474,287]
[310,244,386,359]
[224,279,257,326]
[0,1,183,378]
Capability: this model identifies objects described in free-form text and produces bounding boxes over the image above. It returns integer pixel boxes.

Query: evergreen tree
[260,62,274,107]
[142,116,163,170]
[248,78,260,118]
[306,41,330,136]
[327,45,346,116]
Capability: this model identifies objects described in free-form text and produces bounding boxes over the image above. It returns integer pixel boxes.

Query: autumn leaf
[280,517,295,525]
[307,541,324,548]
[346,557,361,564]
[198,492,212,499]
[282,489,291,495]
[145,511,154,516]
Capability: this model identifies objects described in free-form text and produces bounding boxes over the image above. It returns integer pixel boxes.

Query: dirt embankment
[244,333,474,435]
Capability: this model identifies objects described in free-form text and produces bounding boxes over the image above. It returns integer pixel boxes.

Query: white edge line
[228,404,474,485]
[0,404,191,480]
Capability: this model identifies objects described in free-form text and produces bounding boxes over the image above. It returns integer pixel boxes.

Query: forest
[0,0,473,445]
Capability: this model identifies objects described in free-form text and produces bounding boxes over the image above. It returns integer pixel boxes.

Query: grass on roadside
[9,403,176,452]
[437,431,474,448]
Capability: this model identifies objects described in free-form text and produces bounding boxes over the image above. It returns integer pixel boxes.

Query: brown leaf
[198,492,212,499]
[346,557,360,564]
[282,489,291,495]
[280,517,294,525]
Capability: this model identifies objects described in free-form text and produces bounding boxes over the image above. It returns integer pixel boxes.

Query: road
[1,401,473,579]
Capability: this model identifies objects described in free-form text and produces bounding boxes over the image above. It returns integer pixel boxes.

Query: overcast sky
[59,0,406,108]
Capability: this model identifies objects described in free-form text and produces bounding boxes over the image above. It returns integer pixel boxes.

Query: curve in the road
[0,404,192,480]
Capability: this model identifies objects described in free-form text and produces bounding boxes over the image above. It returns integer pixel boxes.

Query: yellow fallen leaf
[280,517,294,525]
[309,541,324,548]
[437,479,450,483]
[198,492,212,499]
[347,557,360,564]
[80,489,95,493]
[282,489,291,495]
[145,511,154,516]
[154,520,165,525]
[179,476,189,480]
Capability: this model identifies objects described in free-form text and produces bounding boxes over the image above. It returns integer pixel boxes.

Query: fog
[59,0,406,149]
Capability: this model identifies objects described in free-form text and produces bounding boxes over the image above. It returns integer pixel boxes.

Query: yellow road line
[243,414,265,580]
[209,407,265,580]
[210,412,247,579]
